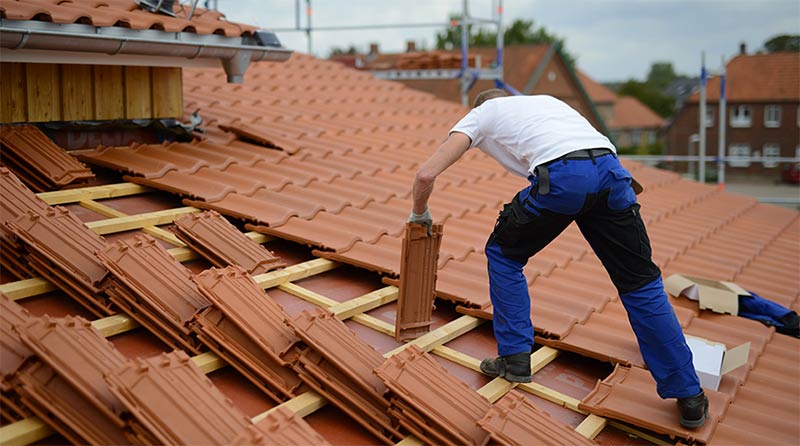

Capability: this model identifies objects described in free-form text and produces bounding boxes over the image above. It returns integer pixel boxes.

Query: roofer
[408,89,709,428]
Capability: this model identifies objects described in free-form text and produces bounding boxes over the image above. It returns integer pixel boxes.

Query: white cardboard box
[664,274,751,316]
[685,335,750,391]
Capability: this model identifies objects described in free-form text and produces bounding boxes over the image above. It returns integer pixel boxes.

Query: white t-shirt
[449,95,615,178]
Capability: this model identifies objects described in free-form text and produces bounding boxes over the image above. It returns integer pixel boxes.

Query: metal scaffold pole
[717,56,727,190]
[698,52,707,183]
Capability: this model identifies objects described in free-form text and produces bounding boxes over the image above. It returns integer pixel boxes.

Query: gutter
[0,19,292,83]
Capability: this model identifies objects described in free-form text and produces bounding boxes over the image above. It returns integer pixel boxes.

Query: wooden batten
[0,62,183,123]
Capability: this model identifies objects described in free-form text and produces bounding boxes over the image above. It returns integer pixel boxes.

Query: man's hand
[408,207,433,236]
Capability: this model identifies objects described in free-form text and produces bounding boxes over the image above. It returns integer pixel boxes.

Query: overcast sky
[221,0,799,83]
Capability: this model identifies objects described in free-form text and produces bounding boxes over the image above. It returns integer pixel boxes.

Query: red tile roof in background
[0,0,257,37]
[689,52,800,102]
[607,96,666,130]
[576,71,617,104]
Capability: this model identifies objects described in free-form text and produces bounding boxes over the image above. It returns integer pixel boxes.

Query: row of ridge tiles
[0,0,257,37]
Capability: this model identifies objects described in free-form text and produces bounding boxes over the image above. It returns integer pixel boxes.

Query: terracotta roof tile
[0,0,258,37]
[7,207,111,316]
[479,390,597,446]
[0,125,94,192]
[97,234,210,352]
[0,293,34,392]
[228,407,332,446]
[396,223,443,341]
[106,350,252,445]
[375,345,491,446]
[191,266,303,401]
[173,211,285,275]
[289,308,401,442]
[577,71,617,104]
[13,315,130,445]
[580,364,730,444]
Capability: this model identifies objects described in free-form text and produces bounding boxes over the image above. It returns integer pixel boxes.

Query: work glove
[408,207,433,236]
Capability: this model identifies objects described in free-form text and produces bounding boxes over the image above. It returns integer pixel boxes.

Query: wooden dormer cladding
[0,63,183,124]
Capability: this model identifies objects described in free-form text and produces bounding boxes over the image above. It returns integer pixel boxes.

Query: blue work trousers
[485,152,701,399]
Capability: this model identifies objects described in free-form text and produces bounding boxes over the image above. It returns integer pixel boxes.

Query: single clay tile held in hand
[105,350,252,446]
[173,210,285,274]
[579,364,731,444]
[289,308,402,443]
[375,345,491,446]
[479,390,597,446]
[227,407,332,446]
[396,222,443,341]
[0,125,94,192]
[7,207,112,317]
[96,234,210,352]
[12,315,131,445]
[191,266,303,402]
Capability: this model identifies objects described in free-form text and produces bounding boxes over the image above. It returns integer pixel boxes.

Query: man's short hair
[473,88,508,108]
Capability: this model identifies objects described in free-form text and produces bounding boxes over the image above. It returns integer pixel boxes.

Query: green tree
[618,80,675,118]
[646,62,678,91]
[329,45,359,56]
[435,16,575,66]
[763,34,800,53]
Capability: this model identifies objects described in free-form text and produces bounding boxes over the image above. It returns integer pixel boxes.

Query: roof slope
[688,52,800,102]
[576,70,617,104]
[0,0,257,37]
[2,50,798,445]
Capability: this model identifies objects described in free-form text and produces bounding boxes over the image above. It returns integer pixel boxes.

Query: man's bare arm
[412,132,472,214]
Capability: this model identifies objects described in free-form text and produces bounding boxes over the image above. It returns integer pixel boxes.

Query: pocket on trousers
[608,167,637,211]
[494,198,535,247]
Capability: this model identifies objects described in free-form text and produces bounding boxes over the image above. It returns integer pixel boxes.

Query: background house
[666,48,800,179]
[578,72,666,153]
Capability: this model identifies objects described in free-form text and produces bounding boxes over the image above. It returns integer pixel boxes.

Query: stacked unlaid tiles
[96,234,211,353]
[0,293,34,422]
[1,168,113,315]
[106,351,253,445]
[8,207,113,317]
[287,307,404,444]
[190,266,305,403]
[11,314,130,445]
[377,345,492,446]
[0,167,50,279]
[173,210,285,274]
[0,125,94,192]
[227,407,332,446]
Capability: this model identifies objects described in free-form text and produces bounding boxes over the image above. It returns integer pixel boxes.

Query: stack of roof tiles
[0,167,50,279]
[173,210,285,274]
[227,407,331,446]
[0,126,94,192]
[0,293,34,422]
[287,308,403,444]
[97,234,211,353]
[190,266,304,403]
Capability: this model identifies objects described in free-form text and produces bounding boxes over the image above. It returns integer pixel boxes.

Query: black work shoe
[479,352,532,383]
[677,390,709,428]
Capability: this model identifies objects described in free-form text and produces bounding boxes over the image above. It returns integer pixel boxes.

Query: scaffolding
[270,0,510,106]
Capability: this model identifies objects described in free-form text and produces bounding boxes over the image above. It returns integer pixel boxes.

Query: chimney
[406,40,417,52]
[739,42,747,55]
[369,43,379,56]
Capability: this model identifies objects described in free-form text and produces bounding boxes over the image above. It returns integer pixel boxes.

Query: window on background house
[762,144,780,168]
[648,130,656,145]
[631,130,641,145]
[705,107,714,128]
[728,144,751,167]
[764,105,781,128]
[730,105,751,128]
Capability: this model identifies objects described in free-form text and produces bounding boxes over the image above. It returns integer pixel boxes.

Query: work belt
[533,148,614,195]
